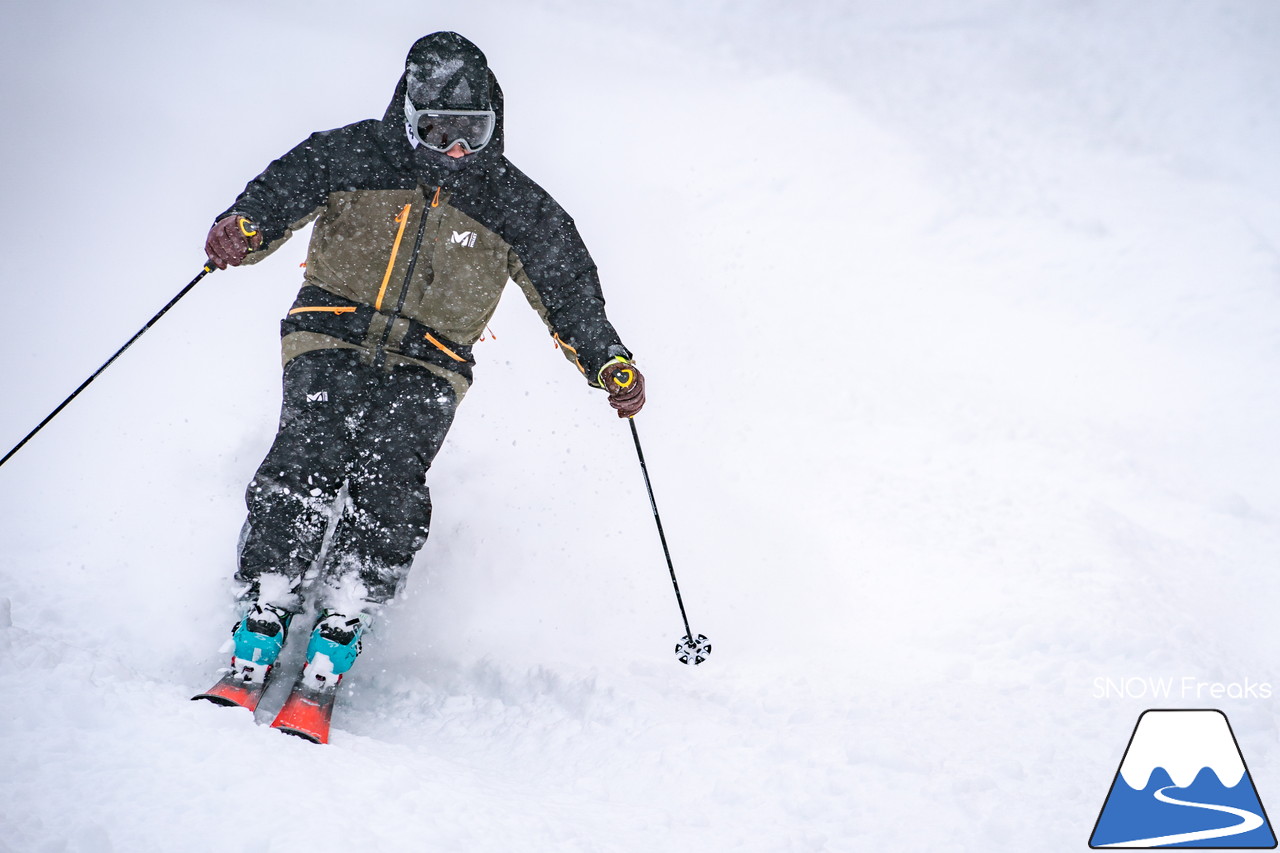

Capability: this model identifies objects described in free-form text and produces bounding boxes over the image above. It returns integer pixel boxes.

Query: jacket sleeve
[505,189,631,385]
[214,131,334,262]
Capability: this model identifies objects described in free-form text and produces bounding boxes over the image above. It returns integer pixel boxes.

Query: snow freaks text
[1093,676,1273,701]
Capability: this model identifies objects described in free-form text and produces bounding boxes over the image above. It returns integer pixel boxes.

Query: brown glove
[600,361,645,418]
[205,215,263,269]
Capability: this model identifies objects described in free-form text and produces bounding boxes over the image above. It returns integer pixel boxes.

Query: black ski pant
[237,349,458,606]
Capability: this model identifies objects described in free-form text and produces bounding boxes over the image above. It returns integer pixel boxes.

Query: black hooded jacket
[217,32,629,391]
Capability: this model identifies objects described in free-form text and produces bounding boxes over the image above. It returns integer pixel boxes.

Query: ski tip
[192,692,244,707]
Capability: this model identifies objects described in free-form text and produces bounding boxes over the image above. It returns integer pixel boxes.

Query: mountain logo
[306,391,329,403]
[449,230,477,248]
[1090,709,1276,848]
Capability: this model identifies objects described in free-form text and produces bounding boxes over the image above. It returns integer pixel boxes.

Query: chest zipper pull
[431,185,442,208]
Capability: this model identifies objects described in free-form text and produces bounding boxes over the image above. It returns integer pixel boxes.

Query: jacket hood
[382,32,506,162]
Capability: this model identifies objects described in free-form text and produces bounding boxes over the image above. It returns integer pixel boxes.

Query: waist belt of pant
[281,284,475,377]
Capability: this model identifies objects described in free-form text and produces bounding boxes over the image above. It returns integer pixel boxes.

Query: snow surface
[2,1,1280,850]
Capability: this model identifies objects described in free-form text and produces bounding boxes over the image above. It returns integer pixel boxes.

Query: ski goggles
[404,96,496,154]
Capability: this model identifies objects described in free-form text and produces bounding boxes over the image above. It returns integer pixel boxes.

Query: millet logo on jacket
[449,230,477,248]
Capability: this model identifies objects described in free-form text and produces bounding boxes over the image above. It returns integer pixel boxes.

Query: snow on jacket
[215,32,630,398]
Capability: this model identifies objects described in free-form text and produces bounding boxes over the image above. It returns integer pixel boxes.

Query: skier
[194,32,645,738]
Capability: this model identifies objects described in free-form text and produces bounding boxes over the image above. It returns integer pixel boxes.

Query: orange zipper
[374,204,413,311]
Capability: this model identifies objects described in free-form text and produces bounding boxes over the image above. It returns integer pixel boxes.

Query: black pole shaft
[0,264,215,470]
[628,417,694,640]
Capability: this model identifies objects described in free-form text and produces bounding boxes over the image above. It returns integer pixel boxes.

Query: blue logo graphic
[1091,709,1276,848]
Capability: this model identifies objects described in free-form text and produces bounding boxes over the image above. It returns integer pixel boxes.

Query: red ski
[270,679,338,744]
[192,668,271,713]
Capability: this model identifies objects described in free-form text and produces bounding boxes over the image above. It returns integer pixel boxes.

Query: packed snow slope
[3,1,1279,850]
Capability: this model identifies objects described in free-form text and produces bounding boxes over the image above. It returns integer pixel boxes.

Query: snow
[2,1,1280,850]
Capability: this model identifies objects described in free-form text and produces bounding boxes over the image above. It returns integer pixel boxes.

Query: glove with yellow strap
[204,214,263,270]
[599,358,645,419]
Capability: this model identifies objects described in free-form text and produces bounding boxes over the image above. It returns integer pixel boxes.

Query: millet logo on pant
[306,391,329,402]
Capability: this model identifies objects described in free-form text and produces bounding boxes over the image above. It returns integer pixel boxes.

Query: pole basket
[675,634,712,666]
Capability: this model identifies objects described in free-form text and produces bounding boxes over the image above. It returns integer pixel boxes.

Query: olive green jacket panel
[299,188,512,348]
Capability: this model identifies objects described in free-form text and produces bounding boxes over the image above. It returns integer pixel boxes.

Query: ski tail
[192,668,270,712]
[270,683,337,744]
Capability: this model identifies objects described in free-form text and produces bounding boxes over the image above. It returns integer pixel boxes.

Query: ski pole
[0,261,218,470]
[627,416,711,665]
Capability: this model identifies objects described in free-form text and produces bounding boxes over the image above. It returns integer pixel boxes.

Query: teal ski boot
[193,602,293,711]
[298,611,369,690]
[269,611,370,743]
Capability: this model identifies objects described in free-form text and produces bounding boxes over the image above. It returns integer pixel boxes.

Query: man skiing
[194,32,644,739]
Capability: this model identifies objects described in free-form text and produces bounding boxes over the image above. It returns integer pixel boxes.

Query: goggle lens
[405,97,495,153]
